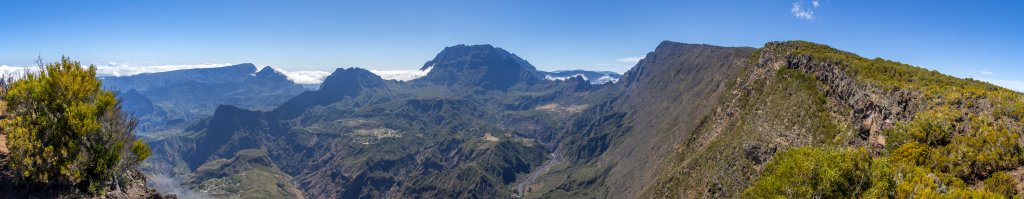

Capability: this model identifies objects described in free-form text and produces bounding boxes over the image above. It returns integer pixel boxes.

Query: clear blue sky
[1,1,1021,89]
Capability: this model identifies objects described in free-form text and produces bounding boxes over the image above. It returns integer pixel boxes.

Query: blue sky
[1,1,1022,90]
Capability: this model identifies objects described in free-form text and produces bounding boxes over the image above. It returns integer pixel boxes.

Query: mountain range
[103,64,309,134]
[125,41,1024,198]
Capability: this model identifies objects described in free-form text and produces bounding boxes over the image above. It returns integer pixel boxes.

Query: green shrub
[983,172,1017,198]
[741,147,872,198]
[131,140,151,162]
[747,147,1010,199]
[891,142,929,166]
[0,57,151,195]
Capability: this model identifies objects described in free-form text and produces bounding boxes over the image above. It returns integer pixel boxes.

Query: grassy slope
[647,66,846,198]
[648,41,1024,198]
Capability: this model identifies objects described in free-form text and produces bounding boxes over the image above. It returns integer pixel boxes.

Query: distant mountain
[117,89,164,117]
[146,44,606,198]
[143,41,1024,198]
[110,65,308,133]
[103,63,259,91]
[272,67,385,118]
[415,44,542,90]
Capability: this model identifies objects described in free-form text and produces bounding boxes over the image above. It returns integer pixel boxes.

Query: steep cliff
[533,42,756,198]
[645,41,1024,198]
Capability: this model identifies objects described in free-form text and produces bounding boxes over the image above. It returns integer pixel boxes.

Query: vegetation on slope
[742,41,1024,198]
[0,57,152,195]
[648,66,845,198]
[186,149,304,199]
[145,44,586,198]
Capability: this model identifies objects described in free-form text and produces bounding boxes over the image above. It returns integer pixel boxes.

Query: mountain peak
[319,67,383,91]
[271,67,384,118]
[417,44,540,90]
[254,66,290,82]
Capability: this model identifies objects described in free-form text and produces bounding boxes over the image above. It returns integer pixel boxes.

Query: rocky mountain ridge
[140,41,1024,198]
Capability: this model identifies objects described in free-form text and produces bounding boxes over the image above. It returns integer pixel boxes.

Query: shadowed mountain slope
[534,42,756,198]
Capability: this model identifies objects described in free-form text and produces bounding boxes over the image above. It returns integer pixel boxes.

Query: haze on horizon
[1,0,1022,91]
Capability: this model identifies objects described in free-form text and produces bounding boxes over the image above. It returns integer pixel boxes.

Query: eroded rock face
[760,42,923,151]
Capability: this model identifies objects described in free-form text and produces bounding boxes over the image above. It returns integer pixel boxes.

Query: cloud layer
[277,67,431,84]
[0,65,36,77]
[1,63,237,77]
[369,67,432,81]
[95,63,234,76]
[1,62,435,85]
[543,73,620,84]
[274,68,332,84]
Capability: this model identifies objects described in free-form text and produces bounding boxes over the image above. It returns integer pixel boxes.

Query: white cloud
[275,68,331,84]
[3,62,435,85]
[545,73,587,81]
[812,0,820,8]
[2,62,239,77]
[0,65,36,77]
[979,71,994,75]
[544,73,620,84]
[94,63,235,76]
[617,56,645,63]
[594,75,619,84]
[273,66,434,84]
[791,1,815,20]
[370,66,432,81]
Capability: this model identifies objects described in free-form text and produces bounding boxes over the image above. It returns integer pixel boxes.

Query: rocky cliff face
[758,42,924,151]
